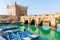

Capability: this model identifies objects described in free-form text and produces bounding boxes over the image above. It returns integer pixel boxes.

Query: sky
[0,0,60,15]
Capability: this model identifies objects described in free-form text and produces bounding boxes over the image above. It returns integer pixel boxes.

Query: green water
[23,24,60,40]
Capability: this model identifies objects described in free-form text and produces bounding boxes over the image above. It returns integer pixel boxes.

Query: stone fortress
[0,2,27,23]
[7,2,27,16]
[0,2,60,29]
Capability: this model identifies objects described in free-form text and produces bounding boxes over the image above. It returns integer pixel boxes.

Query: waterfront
[0,23,60,40]
[23,24,60,40]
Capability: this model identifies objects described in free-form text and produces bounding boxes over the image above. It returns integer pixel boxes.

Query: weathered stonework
[7,2,27,16]
[20,13,59,28]
[0,2,60,29]
[0,2,27,23]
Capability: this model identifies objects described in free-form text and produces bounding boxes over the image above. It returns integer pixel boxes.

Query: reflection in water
[56,32,60,40]
[38,37,48,40]
[30,25,36,31]
[24,24,28,29]
[40,26,50,35]
[57,25,60,32]
[23,24,60,40]
[42,24,50,30]
[56,25,60,40]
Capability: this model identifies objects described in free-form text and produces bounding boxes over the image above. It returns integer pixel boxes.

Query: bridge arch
[38,20,43,26]
[30,19,35,25]
[24,20,28,24]
[42,21,51,26]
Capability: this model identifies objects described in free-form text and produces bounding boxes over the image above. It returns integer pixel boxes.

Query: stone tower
[7,2,27,16]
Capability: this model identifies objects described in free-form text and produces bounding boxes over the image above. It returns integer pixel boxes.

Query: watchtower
[7,2,28,16]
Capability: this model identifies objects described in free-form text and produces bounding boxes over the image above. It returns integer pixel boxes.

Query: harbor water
[0,23,60,40]
[24,24,60,40]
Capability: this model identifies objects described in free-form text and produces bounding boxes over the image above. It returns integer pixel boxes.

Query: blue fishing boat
[24,29,39,39]
[2,27,20,34]
[18,31,33,40]
[0,33,9,40]
[0,23,39,40]
[0,25,9,29]
[0,36,6,40]
[8,32,21,40]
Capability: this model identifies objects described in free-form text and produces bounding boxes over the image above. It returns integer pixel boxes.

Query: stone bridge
[20,15,57,28]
